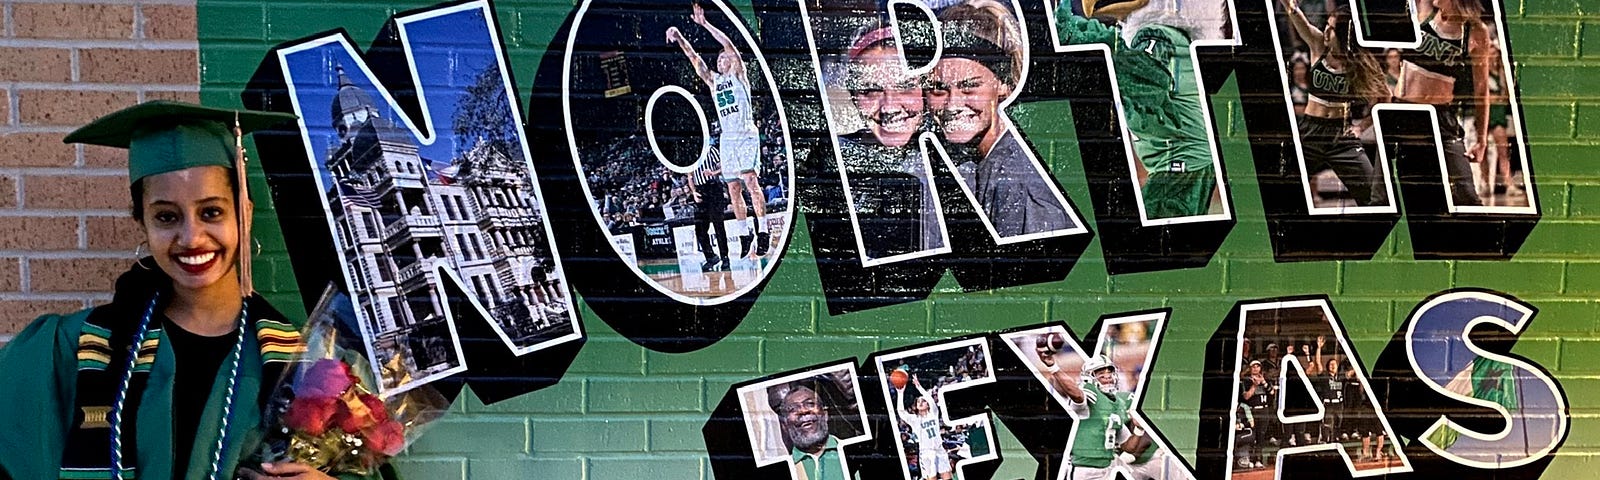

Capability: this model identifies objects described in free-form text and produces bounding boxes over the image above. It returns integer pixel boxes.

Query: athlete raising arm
[896,374,954,480]
[667,3,773,259]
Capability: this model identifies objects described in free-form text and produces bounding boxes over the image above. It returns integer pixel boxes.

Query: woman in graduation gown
[0,101,388,480]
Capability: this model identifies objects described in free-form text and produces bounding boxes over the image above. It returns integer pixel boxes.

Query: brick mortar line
[0,292,110,301]
[6,251,140,259]
[1,83,200,94]
[10,293,122,300]
[17,253,28,293]
[5,168,125,176]
[1519,141,1600,146]
[5,0,194,6]
[68,46,79,82]
[1529,176,1600,183]
[0,209,128,216]
[1508,19,1589,24]
[0,39,198,49]
[6,250,137,258]
[139,90,196,102]
[1518,58,1600,66]
[196,40,280,49]
[1,125,111,134]
[132,0,146,42]
[1518,14,1600,20]
[0,250,141,258]
[5,86,15,125]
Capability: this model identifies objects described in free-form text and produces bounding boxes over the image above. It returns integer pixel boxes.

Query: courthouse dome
[332,66,380,136]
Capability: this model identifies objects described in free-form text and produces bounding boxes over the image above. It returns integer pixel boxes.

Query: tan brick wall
[0,0,199,341]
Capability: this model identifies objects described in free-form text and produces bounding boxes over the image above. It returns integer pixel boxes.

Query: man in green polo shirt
[770,380,855,480]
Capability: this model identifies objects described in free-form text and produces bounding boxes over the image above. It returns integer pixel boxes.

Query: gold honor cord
[234,113,254,297]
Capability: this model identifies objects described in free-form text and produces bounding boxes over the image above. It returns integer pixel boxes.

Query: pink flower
[363,419,406,456]
[283,396,337,436]
[299,359,355,399]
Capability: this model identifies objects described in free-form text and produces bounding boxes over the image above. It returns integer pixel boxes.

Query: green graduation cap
[62,100,298,184]
[64,100,297,297]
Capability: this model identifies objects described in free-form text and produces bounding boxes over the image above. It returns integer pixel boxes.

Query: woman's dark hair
[1443,0,1486,25]
[130,181,145,220]
[936,0,1025,87]
[129,167,242,221]
[1327,8,1389,106]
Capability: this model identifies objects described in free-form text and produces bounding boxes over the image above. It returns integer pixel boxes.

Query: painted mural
[211,0,1575,477]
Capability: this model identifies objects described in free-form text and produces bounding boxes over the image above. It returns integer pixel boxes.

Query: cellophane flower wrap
[253,286,449,476]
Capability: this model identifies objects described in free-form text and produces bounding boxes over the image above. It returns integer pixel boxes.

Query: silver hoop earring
[133,242,154,270]
[254,238,262,256]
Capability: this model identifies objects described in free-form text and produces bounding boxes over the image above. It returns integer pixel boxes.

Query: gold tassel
[234,113,254,297]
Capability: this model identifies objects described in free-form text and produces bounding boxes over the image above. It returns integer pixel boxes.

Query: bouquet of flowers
[252,285,449,476]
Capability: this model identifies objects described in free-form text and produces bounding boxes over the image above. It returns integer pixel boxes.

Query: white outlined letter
[1404,291,1568,468]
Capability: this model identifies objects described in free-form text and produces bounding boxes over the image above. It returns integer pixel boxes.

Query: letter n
[245,0,583,403]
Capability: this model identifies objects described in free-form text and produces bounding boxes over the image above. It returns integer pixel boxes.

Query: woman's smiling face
[849,45,926,148]
[929,57,1009,146]
[139,165,242,294]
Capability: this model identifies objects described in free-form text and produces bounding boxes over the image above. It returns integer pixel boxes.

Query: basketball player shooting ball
[895,372,955,480]
[667,3,772,260]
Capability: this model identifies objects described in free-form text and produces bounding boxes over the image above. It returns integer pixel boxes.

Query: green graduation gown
[0,270,392,480]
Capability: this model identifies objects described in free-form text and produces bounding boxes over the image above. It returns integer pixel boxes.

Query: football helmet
[1080,355,1119,394]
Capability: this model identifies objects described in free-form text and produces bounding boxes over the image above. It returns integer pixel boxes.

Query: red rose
[329,401,356,433]
[332,392,378,433]
[360,393,390,423]
[363,419,406,456]
[300,359,355,399]
[283,396,337,436]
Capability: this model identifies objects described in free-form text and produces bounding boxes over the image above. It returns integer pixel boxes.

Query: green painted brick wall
[196,0,1600,478]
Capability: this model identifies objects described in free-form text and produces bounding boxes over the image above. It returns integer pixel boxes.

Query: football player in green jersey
[1064,355,1161,479]
[1056,0,1230,220]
